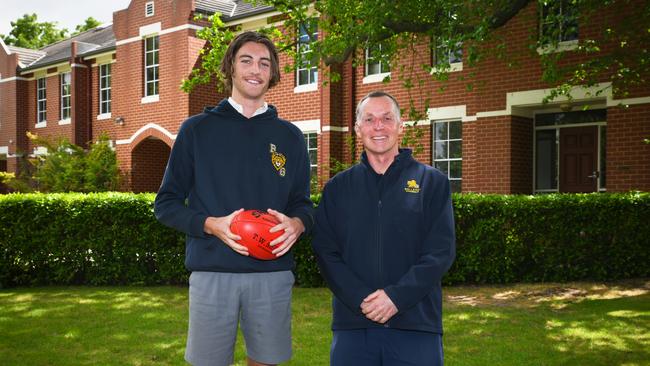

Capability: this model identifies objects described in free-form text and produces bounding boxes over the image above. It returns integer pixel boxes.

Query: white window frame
[99,63,112,118]
[296,20,318,89]
[60,72,71,122]
[433,119,463,192]
[364,44,391,84]
[431,38,463,73]
[539,0,579,48]
[303,131,318,178]
[37,77,47,125]
[144,35,159,100]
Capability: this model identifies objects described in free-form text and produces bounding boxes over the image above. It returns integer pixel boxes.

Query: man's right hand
[203,209,249,256]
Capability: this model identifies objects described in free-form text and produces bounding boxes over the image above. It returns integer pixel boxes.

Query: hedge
[0,192,648,288]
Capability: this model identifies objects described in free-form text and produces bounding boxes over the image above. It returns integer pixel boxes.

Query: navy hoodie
[154,99,313,273]
[312,149,455,333]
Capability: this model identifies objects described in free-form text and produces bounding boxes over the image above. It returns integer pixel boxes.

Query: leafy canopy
[1,14,105,49]
[183,0,648,112]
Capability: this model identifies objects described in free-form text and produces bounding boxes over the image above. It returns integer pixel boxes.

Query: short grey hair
[355,91,401,125]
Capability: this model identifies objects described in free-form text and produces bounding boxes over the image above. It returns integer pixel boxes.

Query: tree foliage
[183,0,648,115]
[1,14,105,49]
[1,13,68,49]
[2,133,121,193]
[72,17,102,36]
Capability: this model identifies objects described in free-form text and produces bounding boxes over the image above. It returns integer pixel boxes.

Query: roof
[17,0,277,72]
[195,0,275,21]
[6,45,45,67]
[21,25,115,71]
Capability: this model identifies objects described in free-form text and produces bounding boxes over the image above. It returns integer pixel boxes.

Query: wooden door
[559,126,598,192]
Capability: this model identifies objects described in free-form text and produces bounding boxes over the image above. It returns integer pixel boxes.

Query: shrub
[0,192,647,288]
[6,132,120,193]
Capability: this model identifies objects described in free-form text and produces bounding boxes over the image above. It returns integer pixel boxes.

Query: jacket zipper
[377,199,382,287]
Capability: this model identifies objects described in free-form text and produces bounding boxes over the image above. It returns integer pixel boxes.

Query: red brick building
[1,0,648,193]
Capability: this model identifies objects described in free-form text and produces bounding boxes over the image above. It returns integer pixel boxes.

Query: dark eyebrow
[237,54,271,63]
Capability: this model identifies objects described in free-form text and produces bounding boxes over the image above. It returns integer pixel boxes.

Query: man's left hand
[267,209,305,257]
[361,289,398,324]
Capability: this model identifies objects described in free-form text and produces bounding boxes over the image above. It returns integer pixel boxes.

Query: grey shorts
[185,271,294,366]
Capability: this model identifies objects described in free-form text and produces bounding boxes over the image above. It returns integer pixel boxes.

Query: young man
[312,91,456,365]
[154,31,313,366]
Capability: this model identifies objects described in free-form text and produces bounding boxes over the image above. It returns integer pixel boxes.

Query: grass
[0,280,648,365]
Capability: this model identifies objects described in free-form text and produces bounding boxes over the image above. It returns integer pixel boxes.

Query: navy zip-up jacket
[154,99,313,273]
[312,149,455,333]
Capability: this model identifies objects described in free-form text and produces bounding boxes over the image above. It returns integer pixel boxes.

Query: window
[540,0,578,44]
[99,64,112,114]
[433,120,462,192]
[37,77,47,123]
[60,72,71,120]
[365,43,390,76]
[144,36,159,97]
[145,1,154,17]
[297,20,318,86]
[304,132,318,179]
[432,38,462,67]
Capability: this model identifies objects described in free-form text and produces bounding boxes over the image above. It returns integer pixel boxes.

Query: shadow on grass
[444,282,650,366]
[0,287,188,365]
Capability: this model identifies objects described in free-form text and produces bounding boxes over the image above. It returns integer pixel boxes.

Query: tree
[184,0,649,118]
[1,13,68,49]
[73,17,102,35]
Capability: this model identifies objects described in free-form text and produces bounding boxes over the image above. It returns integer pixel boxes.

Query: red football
[230,209,282,260]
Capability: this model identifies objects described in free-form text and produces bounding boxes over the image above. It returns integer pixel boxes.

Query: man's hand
[361,289,398,324]
[203,209,249,256]
[267,208,305,257]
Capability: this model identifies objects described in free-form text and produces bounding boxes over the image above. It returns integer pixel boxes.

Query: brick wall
[606,104,650,191]
[131,137,170,193]
[1,0,648,194]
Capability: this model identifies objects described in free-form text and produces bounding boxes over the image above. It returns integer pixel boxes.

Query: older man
[312,91,456,365]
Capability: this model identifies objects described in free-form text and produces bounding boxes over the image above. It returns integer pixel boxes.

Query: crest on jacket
[404,179,420,193]
[270,143,286,177]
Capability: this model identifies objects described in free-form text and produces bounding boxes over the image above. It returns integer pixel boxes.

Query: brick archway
[131,137,170,193]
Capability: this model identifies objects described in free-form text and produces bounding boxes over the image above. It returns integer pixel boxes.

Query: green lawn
[0,280,648,365]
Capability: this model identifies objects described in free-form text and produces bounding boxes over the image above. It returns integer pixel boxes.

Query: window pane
[153,51,159,65]
[435,161,448,175]
[367,62,380,76]
[435,122,448,140]
[310,68,318,84]
[450,160,462,179]
[309,150,317,165]
[434,142,447,160]
[600,127,606,188]
[450,180,461,193]
[449,140,462,159]
[535,130,557,190]
[298,70,308,85]
[309,134,317,147]
[381,62,390,73]
[449,121,462,139]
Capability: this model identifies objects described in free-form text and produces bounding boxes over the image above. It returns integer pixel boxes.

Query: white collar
[228,97,268,118]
